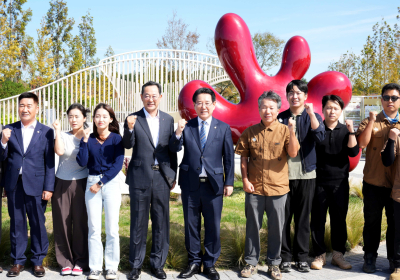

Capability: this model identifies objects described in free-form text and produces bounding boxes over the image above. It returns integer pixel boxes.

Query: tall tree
[78,10,97,68]
[1,0,32,81]
[328,51,360,86]
[156,11,200,51]
[45,0,74,79]
[0,5,21,80]
[252,32,285,71]
[28,19,54,88]
[65,35,84,74]
[104,45,115,58]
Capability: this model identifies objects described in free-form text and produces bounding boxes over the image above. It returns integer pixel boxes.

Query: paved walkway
[0,243,391,280]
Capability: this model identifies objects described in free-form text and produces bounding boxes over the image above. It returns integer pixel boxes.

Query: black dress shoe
[7,264,24,277]
[151,267,167,279]
[179,263,201,278]
[33,265,46,277]
[203,266,220,280]
[128,268,141,280]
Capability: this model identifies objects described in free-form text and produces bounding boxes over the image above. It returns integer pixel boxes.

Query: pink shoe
[61,267,72,275]
[72,265,83,276]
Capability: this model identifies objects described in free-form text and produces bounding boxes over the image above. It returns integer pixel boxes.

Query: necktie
[200,121,206,151]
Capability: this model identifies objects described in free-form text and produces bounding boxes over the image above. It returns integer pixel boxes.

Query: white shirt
[198,116,212,177]
[143,108,160,165]
[1,120,37,174]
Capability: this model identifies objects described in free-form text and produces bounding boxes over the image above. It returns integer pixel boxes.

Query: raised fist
[369,111,378,122]
[83,127,91,143]
[1,128,11,145]
[127,115,137,130]
[389,128,400,141]
[304,103,314,115]
[52,119,61,132]
[288,118,296,133]
[176,119,187,136]
[345,119,354,133]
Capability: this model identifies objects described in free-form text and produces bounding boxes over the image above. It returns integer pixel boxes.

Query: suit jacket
[0,121,55,196]
[169,117,235,195]
[0,124,4,188]
[123,108,178,189]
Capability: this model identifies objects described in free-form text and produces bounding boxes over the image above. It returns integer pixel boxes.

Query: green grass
[0,180,390,270]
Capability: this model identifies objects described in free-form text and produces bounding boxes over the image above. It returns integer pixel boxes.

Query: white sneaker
[106,270,117,279]
[61,266,72,275]
[72,265,83,276]
[88,270,101,280]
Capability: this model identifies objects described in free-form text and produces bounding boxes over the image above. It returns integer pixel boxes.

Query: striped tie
[200,120,206,151]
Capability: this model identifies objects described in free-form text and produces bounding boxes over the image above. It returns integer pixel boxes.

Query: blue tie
[200,121,206,151]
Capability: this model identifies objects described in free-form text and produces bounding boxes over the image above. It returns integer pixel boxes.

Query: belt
[199,177,209,183]
[151,165,160,171]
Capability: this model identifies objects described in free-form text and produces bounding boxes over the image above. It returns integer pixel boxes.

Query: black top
[381,138,395,167]
[316,121,359,180]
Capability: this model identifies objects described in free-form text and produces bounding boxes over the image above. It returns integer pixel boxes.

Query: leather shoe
[127,268,141,280]
[7,264,24,277]
[151,267,167,279]
[33,265,45,277]
[203,266,220,280]
[179,263,201,278]
[0,266,3,273]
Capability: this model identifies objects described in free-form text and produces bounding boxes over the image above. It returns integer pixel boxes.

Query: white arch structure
[0,49,229,129]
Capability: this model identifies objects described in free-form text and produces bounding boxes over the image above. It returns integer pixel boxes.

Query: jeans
[85,175,121,271]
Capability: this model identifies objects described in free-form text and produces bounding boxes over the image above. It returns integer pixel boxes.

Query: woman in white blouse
[52,103,90,276]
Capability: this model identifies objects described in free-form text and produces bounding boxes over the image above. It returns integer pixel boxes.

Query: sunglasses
[382,95,400,102]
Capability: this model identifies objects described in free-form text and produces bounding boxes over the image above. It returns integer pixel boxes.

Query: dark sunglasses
[382,95,400,102]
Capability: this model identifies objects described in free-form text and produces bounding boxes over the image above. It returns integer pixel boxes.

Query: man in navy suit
[169,87,235,280]
[0,92,55,277]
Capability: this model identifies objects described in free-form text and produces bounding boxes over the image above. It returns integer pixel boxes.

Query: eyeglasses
[288,91,304,96]
[195,102,213,107]
[382,95,400,102]
[143,95,159,100]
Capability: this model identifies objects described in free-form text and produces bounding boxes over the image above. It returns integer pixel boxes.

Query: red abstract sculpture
[178,13,360,170]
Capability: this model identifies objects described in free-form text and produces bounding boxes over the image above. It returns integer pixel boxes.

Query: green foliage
[65,35,84,75]
[78,10,97,68]
[252,32,285,72]
[0,79,30,99]
[45,0,75,79]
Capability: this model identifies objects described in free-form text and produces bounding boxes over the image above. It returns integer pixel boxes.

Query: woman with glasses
[77,103,124,280]
[52,103,90,276]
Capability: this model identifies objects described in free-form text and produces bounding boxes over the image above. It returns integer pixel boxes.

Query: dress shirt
[76,132,125,185]
[1,120,37,174]
[130,108,160,165]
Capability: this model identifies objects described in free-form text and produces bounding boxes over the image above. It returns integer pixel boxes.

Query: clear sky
[24,0,399,81]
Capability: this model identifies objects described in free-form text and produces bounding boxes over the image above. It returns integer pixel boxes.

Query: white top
[143,108,160,165]
[56,132,89,180]
[198,116,212,177]
[1,120,37,174]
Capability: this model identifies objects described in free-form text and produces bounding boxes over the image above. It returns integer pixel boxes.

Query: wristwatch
[98,181,104,187]
[349,132,356,135]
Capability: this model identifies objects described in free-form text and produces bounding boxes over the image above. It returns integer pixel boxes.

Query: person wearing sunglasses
[356,83,400,274]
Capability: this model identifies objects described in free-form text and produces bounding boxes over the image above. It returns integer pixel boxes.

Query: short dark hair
[382,83,400,96]
[141,81,162,95]
[286,80,308,95]
[192,87,216,103]
[322,95,344,109]
[19,92,38,104]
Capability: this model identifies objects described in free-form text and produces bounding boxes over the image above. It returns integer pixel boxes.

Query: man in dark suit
[0,122,5,274]
[169,87,235,280]
[0,92,55,277]
[123,81,177,280]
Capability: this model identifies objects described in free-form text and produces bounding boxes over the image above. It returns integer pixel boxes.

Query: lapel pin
[37,131,40,133]
[214,126,216,129]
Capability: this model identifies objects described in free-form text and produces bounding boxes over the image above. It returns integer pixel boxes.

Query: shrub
[0,80,30,99]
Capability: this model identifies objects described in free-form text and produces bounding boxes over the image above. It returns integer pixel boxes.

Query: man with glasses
[123,81,177,280]
[277,80,325,273]
[169,87,234,280]
[356,83,400,274]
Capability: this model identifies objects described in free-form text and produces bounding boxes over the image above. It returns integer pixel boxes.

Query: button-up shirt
[1,120,37,174]
[235,120,295,196]
[356,111,400,188]
[143,108,160,164]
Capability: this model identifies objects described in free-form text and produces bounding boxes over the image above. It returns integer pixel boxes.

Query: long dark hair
[93,103,120,140]
[67,103,90,129]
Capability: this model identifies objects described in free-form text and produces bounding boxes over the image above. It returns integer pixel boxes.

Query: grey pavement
[0,242,391,280]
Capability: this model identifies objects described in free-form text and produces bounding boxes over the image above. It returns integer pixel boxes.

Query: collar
[323,120,342,131]
[143,108,159,119]
[382,110,399,124]
[290,108,305,117]
[260,119,279,131]
[198,116,212,126]
[21,120,37,129]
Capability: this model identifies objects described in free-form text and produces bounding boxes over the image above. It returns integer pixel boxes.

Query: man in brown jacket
[356,83,400,274]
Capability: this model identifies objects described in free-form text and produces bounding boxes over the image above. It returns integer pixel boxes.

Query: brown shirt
[356,111,400,188]
[235,120,294,196]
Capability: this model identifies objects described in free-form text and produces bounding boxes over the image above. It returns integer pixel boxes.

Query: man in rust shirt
[235,91,299,280]
[356,83,400,274]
